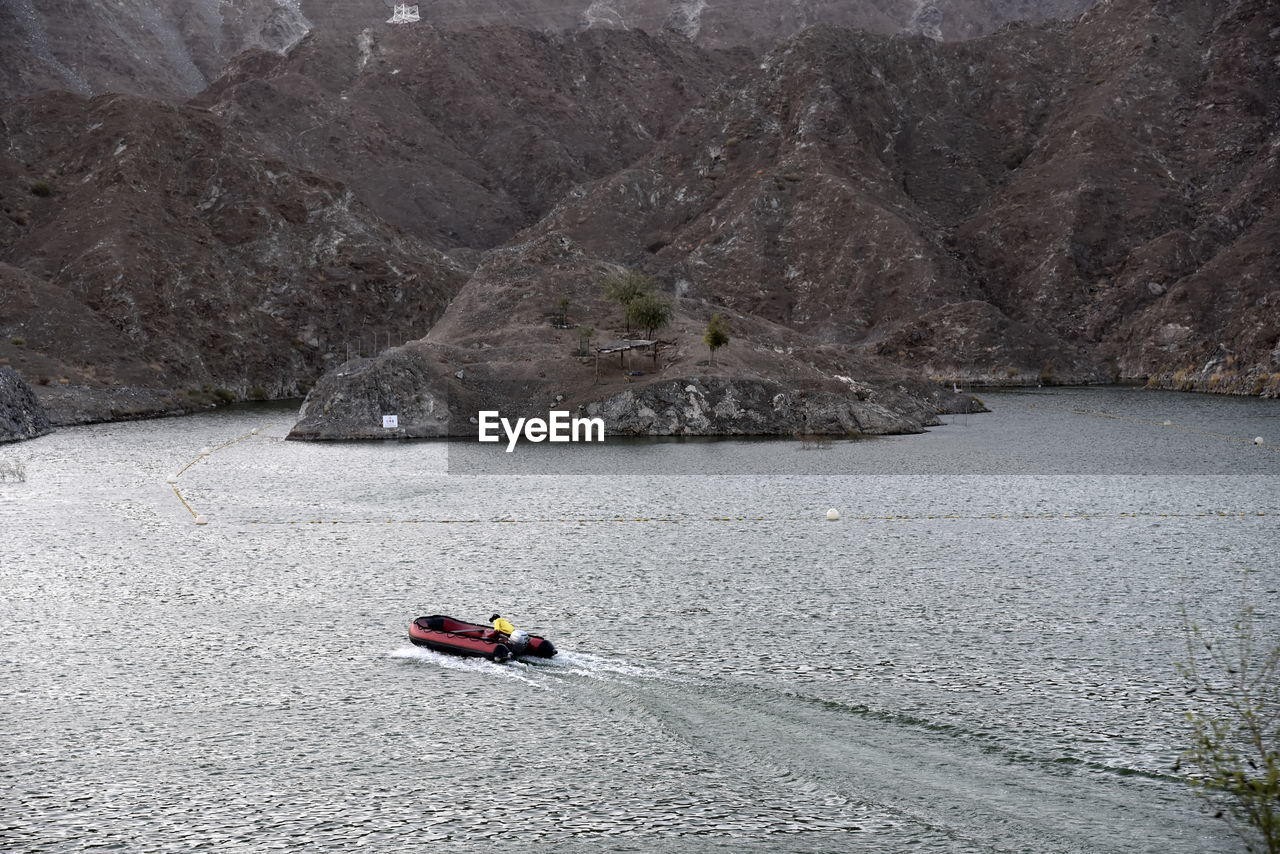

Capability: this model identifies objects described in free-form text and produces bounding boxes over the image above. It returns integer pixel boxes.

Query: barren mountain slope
[195,27,741,251]
[0,0,310,99]
[0,92,467,423]
[469,0,1279,392]
[304,0,1097,49]
[0,0,1096,101]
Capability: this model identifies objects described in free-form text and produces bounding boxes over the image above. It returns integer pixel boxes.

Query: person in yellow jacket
[490,614,516,638]
[490,614,529,651]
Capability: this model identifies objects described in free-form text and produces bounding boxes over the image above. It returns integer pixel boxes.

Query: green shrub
[703,313,730,364]
[29,180,52,198]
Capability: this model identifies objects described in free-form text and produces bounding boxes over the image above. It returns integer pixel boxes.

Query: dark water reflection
[1,389,1277,852]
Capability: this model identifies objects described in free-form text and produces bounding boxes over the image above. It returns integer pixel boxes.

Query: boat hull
[408,615,557,662]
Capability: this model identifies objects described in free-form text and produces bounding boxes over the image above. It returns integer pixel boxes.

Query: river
[1,387,1277,851]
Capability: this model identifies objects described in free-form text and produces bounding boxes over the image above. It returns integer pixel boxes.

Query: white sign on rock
[382,415,399,429]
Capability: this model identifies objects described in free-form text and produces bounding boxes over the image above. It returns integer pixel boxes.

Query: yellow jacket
[492,617,516,636]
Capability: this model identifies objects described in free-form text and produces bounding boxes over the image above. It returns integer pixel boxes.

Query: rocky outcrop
[288,231,982,440]
[589,376,954,436]
[288,346,455,440]
[0,366,51,442]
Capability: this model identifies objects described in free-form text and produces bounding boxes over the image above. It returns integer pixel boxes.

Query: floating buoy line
[168,424,271,525]
[242,510,1274,526]
[174,411,1272,527]
[1024,402,1273,451]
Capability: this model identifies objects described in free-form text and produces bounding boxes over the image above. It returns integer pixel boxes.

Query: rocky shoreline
[287,369,984,442]
[0,368,52,444]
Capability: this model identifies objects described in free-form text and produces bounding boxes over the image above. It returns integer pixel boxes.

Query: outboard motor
[507,629,530,656]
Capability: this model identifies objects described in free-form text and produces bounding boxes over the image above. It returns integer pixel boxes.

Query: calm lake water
[2,387,1277,852]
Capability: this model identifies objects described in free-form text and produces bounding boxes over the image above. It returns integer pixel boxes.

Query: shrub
[1178,607,1280,853]
[576,326,594,357]
[29,180,52,198]
[0,459,26,482]
[704,313,730,365]
[603,270,655,307]
[626,293,673,340]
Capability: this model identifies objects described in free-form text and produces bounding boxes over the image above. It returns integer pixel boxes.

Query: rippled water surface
[2,388,1278,852]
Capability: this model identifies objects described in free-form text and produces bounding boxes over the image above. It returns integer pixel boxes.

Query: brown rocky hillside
[194,27,741,251]
[0,0,1097,102]
[0,92,467,423]
[463,0,1280,393]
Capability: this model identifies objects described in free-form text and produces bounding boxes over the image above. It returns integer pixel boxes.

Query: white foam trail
[539,650,687,683]
[390,645,689,688]
[387,646,547,688]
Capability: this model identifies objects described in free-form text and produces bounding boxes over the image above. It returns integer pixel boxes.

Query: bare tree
[1177,606,1280,854]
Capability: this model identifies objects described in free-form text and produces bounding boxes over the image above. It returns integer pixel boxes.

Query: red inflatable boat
[408,615,558,662]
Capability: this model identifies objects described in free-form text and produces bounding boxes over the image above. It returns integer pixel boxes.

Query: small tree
[554,295,570,327]
[604,270,657,334]
[603,270,653,306]
[626,293,672,340]
[704,313,730,365]
[576,325,594,357]
[1177,606,1280,854]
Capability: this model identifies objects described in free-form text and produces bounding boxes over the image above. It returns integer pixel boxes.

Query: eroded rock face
[289,346,455,440]
[0,93,468,424]
[0,0,1096,103]
[0,0,310,100]
[300,0,1096,51]
[517,0,1280,393]
[589,376,944,436]
[0,366,51,443]
[195,27,739,250]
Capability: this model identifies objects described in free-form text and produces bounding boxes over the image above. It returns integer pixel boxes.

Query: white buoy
[1255,437,1265,446]
[199,446,212,456]
[826,508,840,521]
[194,514,209,525]
[1163,420,1172,426]
[165,475,178,484]
[250,428,259,435]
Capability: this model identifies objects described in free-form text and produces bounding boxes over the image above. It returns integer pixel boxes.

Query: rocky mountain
[291,0,1279,440]
[447,0,1280,389]
[0,0,1096,102]
[2,0,1274,443]
[302,0,1097,49]
[194,27,740,251]
[0,92,467,424]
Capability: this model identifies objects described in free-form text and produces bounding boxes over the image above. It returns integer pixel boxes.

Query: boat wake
[535,649,681,683]
[386,645,547,688]
[388,644,685,688]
